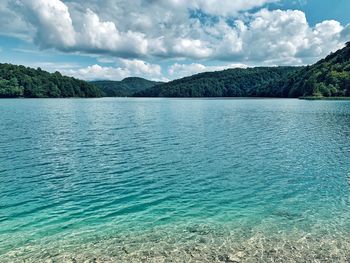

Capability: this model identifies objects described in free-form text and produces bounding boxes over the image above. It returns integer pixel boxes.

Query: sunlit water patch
[1,98,350,262]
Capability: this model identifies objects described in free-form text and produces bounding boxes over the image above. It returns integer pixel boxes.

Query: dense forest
[1,43,350,99]
[135,43,350,98]
[283,42,350,98]
[134,67,302,97]
[92,77,162,97]
[0,63,101,98]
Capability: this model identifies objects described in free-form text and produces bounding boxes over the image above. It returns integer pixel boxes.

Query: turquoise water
[1,98,350,262]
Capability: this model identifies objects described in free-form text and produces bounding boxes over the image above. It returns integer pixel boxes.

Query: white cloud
[18,0,76,48]
[61,59,162,81]
[208,9,346,64]
[168,63,247,79]
[61,60,247,81]
[194,0,277,16]
[314,20,343,39]
[1,0,349,79]
[62,64,130,81]
[172,38,213,59]
[10,0,284,60]
[119,59,161,76]
[239,9,311,62]
[27,62,81,71]
[76,8,148,56]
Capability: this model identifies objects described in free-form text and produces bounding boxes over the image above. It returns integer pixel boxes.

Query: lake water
[1,98,350,262]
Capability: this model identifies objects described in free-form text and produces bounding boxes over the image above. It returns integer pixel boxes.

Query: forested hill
[134,67,302,97]
[92,77,163,97]
[282,42,350,98]
[0,63,101,98]
[135,43,350,98]
[2,42,350,99]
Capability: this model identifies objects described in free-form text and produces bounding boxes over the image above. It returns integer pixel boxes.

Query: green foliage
[2,42,350,99]
[0,63,102,98]
[92,77,163,97]
[134,67,301,97]
[285,43,350,97]
[135,43,350,98]
[0,78,24,98]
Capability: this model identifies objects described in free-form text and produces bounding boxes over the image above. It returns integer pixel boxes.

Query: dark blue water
[1,98,350,262]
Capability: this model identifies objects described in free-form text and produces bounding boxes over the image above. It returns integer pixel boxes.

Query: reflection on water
[1,98,350,262]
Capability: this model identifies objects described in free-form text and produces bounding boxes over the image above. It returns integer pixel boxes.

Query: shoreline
[0,96,306,100]
[3,224,350,263]
[2,95,350,100]
[299,96,350,100]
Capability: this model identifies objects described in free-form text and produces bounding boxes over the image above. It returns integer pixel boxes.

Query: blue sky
[0,0,349,81]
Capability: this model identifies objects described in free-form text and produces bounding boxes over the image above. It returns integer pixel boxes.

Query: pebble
[227,254,241,262]
[227,251,245,263]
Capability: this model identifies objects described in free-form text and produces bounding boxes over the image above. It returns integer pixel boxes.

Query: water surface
[1,98,350,262]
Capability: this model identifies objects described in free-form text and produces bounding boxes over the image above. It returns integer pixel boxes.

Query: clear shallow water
[1,98,350,262]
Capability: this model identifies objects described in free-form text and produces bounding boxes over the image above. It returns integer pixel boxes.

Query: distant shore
[2,96,350,100]
[300,96,350,100]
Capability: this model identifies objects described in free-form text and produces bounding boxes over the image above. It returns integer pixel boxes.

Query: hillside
[134,67,301,97]
[92,77,163,97]
[1,43,350,99]
[134,43,350,98]
[284,42,350,98]
[0,63,101,98]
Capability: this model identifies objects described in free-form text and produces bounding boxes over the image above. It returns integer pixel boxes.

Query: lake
[1,98,350,262]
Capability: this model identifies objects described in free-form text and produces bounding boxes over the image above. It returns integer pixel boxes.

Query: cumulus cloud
[168,63,248,79]
[193,0,277,16]
[61,61,247,81]
[205,9,346,64]
[62,64,130,81]
[119,59,161,76]
[245,9,344,62]
[16,1,149,57]
[1,0,350,80]
[172,39,213,59]
[61,59,162,81]
[76,8,148,57]
[18,0,76,48]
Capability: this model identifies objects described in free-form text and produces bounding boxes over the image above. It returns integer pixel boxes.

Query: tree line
[135,42,350,98]
[0,63,101,98]
[1,42,350,98]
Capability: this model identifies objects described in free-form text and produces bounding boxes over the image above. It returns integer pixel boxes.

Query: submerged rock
[272,210,302,220]
[227,255,241,262]
[227,251,245,263]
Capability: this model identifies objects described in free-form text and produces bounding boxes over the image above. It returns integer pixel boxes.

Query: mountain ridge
[1,42,350,98]
[134,43,350,98]
[91,77,163,97]
[134,66,302,97]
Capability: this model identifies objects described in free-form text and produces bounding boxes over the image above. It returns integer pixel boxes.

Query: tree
[0,63,102,98]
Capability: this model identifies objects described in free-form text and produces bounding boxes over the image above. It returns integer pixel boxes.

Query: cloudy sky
[1,0,350,81]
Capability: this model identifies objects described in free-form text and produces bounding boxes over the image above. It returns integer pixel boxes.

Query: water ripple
[1,98,350,261]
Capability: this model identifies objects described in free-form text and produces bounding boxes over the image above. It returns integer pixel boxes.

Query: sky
[0,0,350,81]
